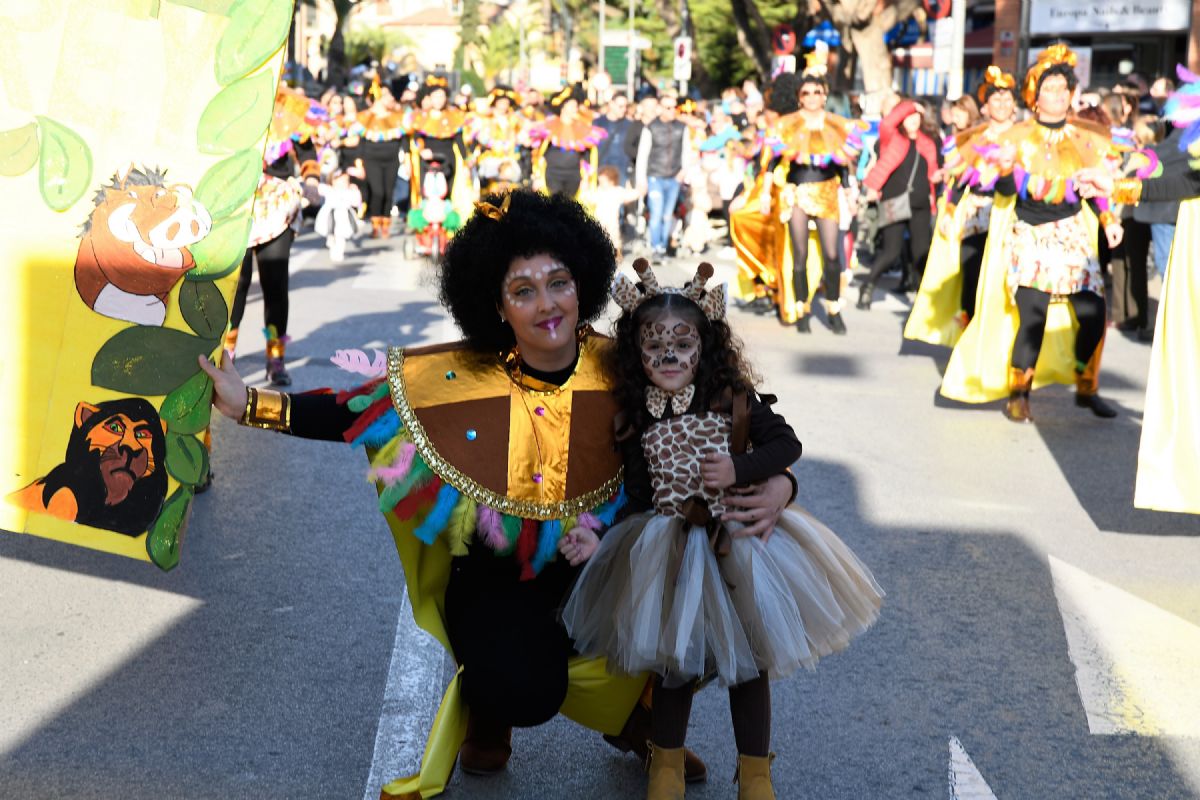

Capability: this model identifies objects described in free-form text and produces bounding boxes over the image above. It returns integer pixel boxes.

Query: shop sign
[1029,0,1190,33]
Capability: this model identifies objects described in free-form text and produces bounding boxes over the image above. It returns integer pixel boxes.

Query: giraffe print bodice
[641,411,732,519]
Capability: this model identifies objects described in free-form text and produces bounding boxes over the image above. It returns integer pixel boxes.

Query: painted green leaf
[194,149,259,220]
[159,369,214,435]
[35,116,92,211]
[179,280,229,338]
[0,122,39,177]
[146,485,194,571]
[92,326,220,396]
[166,431,209,485]
[187,213,251,280]
[215,0,291,86]
[197,70,275,155]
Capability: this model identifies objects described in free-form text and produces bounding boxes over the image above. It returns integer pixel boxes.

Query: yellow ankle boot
[646,743,686,800]
[735,753,775,800]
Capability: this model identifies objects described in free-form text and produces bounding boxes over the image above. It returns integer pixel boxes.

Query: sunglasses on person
[800,89,825,97]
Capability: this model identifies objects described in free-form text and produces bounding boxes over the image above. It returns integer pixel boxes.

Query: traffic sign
[673,36,692,82]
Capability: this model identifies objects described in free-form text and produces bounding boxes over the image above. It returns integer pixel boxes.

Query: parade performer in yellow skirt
[905,67,1016,347]
[199,190,798,797]
[731,63,865,332]
[471,86,528,193]
[406,76,472,248]
[940,45,1127,423]
[1079,65,1200,514]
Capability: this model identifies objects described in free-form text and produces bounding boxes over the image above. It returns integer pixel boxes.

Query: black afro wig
[768,72,803,116]
[439,189,617,355]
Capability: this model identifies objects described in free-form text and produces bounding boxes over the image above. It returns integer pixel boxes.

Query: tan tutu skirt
[562,507,884,688]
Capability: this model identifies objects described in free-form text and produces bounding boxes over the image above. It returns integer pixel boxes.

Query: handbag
[878,151,920,226]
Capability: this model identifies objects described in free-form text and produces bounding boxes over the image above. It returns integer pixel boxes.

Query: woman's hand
[558,526,599,566]
[197,352,248,420]
[1105,222,1124,249]
[700,453,737,490]
[1075,167,1114,199]
[864,186,881,204]
[722,473,792,541]
[937,210,957,238]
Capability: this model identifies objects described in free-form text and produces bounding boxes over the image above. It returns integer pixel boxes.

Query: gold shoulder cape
[343,332,643,798]
[1136,198,1200,514]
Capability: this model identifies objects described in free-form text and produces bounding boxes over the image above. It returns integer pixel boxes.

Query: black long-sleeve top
[1140,168,1200,204]
[620,391,802,517]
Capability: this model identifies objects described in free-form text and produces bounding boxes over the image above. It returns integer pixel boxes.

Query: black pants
[1109,218,1151,328]
[230,228,293,335]
[546,169,581,198]
[788,207,842,306]
[959,232,987,319]
[445,555,576,728]
[361,140,402,218]
[651,672,771,757]
[865,205,933,286]
[1011,286,1105,371]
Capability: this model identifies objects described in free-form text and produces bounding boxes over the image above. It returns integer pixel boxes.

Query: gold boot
[1074,346,1117,418]
[1004,367,1035,423]
[735,753,776,800]
[223,327,239,360]
[645,743,686,800]
[265,335,291,387]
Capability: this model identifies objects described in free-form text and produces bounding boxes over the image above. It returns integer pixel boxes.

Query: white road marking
[362,586,447,800]
[0,560,202,755]
[1050,555,1200,736]
[948,736,999,800]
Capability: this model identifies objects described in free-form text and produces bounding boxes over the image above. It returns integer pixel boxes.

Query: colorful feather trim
[500,514,522,556]
[446,496,477,556]
[476,506,507,551]
[1166,64,1200,167]
[373,442,418,485]
[392,478,442,520]
[516,519,538,580]
[350,407,402,449]
[413,484,461,545]
[331,349,388,379]
[532,519,562,574]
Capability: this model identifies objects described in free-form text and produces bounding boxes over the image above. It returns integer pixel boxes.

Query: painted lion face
[83,410,160,506]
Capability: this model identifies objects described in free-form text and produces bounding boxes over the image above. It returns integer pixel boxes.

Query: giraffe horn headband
[611,258,726,321]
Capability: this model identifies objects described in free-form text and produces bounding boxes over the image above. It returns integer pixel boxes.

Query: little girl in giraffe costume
[562,258,884,799]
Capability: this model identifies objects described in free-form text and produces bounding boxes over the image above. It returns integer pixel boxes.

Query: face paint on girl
[640,313,701,392]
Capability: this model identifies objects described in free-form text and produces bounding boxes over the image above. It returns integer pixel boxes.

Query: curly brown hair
[606,292,759,435]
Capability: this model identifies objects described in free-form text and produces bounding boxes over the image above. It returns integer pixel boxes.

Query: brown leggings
[651,672,771,757]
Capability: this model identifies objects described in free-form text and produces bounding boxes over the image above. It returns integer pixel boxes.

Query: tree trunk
[681,0,716,96]
[729,0,772,81]
[327,18,347,87]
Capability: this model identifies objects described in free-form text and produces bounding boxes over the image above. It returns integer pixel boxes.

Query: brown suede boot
[735,753,776,800]
[1004,367,1035,423]
[645,743,686,800]
[604,699,707,782]
[459,712,512,775]
[1074,348,1117,418]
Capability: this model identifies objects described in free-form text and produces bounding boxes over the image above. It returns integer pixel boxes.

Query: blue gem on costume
[446,371,457,380]
[466,429,477,441]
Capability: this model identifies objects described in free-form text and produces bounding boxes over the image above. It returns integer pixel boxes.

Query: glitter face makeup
[640,314,701,392]
[500,253,580,370]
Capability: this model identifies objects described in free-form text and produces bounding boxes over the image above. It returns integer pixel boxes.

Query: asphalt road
[2,225,1198,800]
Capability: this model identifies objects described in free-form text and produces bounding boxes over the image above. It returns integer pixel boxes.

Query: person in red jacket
[857,98,941,309]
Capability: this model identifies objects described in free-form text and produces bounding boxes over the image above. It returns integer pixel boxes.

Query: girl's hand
[1105,222,1124,249]
[558,526,599,566]
[723,473,792,541]
[700,453,737,490]
[197,352,248,420]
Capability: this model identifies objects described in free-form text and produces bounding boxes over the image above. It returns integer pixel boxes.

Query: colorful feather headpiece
[978,66,1016,104]
[1022,44,1077,109]
[1164,63,1200,168]
[611,258,725,321]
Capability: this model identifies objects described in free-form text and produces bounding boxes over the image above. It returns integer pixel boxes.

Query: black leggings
[445,556,576,728]
[651,672,771,757]
[789,207,841,305]
[865,205,933,285]
[361,140,402,217]
[1011,286,1105,371]
[230,228,293,335]
[959,232,987,318]
[546,169,581,198]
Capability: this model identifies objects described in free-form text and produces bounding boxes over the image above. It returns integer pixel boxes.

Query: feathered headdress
[1164,64,1200,168]
[611,258,725,321]
[803,41,830,79]
[1022,44,1077,109]
[977,65,1016,105]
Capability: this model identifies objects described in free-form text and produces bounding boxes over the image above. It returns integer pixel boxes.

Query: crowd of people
[197,39,1200,800]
